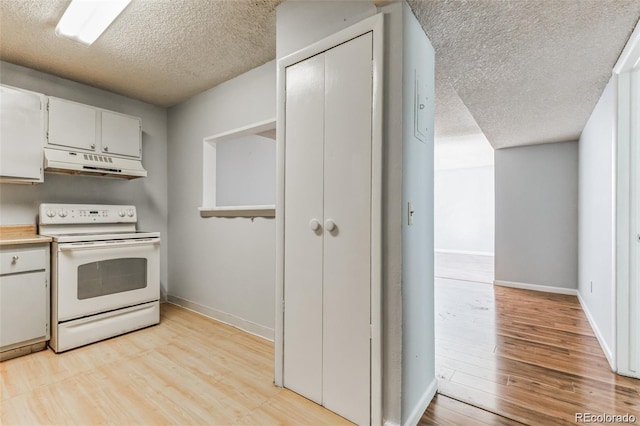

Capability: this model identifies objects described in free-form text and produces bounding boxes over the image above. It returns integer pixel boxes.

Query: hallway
[430,274,640,424]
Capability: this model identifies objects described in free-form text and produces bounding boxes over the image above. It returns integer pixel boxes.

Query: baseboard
[577,292,616,371]
[167,295,274,342]
[494,280,578,296]
[435,249,494,257]
[384,421,400,426]
[402,378,438,426]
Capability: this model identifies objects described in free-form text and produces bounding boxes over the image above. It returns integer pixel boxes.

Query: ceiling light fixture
[55,0,132,46]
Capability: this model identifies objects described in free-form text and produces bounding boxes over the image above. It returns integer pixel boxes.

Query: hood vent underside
[44,148,147,179]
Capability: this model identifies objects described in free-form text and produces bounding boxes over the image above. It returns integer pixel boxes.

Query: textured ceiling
[409,0,640,148]
[0,0,283,107]
[1,0,639,149]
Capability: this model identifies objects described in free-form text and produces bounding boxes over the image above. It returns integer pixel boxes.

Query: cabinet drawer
[0,248,47,275]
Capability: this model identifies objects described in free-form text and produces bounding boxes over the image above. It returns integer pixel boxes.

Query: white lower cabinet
[283,32,374,425]
[0,244,50,360]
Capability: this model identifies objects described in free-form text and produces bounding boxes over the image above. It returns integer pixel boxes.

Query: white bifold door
[283,32,373,425]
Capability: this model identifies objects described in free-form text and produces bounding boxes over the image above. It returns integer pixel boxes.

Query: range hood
[44,148,147,179]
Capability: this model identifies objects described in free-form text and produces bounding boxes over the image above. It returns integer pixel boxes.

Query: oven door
[56,238,160,322]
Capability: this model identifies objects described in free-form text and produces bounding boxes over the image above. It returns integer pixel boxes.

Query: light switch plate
[408,202,414,225]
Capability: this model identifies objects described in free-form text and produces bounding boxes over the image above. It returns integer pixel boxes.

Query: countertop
[0,225,52,246]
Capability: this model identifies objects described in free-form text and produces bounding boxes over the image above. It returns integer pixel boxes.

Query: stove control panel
[39,204,137,225]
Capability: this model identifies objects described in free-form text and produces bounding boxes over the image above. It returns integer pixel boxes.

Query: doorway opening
[433,125,498,407]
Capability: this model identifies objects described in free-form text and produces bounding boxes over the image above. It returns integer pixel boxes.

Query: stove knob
[127,209,134,217]
[59,209,68,218]
[46,209,56,218]
[118,210,126,217]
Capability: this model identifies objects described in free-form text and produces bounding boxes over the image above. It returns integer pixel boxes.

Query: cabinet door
[101,110,141,158]
[48,97,97,151]
[0,271,48,349]
[283,54,325,404]
[322,32,372,426]
[0,85,45,182]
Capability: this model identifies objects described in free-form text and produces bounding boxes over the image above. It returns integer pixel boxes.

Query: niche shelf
[200,118,276,218]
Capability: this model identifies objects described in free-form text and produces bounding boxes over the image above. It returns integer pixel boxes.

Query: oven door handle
[59,238,160,252]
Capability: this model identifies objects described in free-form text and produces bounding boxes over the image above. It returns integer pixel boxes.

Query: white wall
[435,134,495,255]
[400,2,437,424]
[435,166,494,255]
[495,141,579,290]
[0,61,169,296]
[167,61,276,338]
[276,0,376,58]
[578,78,616,364]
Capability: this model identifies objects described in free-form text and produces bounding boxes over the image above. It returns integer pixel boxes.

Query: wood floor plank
[421,394,524,426]
[434,264,640,425]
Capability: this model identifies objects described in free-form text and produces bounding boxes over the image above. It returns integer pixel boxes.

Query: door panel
[48,97,97,151]
[630,68,640,373]
[0,271,47,348]
[283,55,326,403]
[56,241,160,322]
[322,32,373,425]
[101,111,141,158]
[0,86,44,181]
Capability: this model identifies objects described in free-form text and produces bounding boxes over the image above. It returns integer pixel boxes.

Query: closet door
[283,54,325,403]
[322,32,372,426]
[283,32,373,425]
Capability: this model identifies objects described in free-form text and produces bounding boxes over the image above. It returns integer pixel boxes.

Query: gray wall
[400,2,436,423]
[495,141,579,290]
[0,61,169,296]
[167,61,277,338]
[578,78,616,361]
[215,134,276,207]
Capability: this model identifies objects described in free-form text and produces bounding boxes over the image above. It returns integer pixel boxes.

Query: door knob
[309,219,321,231]
[324,219,336,232]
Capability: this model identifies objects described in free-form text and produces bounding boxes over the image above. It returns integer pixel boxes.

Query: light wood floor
[2,303,505,426]
[434,277,640,425]
[4,283,638,426]
[434,251,494,284]
[1,304,352,425]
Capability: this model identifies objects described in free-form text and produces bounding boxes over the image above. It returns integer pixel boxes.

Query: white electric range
[39,203,160,353]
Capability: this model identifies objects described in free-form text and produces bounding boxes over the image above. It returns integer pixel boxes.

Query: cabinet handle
[11,255,19,264]
[324,219,336,232]
[90,144,96,150]
[309,219,321,232]
[104,146,109,152]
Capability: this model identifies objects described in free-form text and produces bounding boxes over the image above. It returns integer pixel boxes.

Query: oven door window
[77,258,147,300]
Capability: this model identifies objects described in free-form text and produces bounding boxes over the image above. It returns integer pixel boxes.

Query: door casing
[614,21,640,378]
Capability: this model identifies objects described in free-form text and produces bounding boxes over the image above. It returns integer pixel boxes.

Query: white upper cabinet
[101,110,141,158]
[0,85,46,183]
[48,97,97,152]
[47,97,141,159]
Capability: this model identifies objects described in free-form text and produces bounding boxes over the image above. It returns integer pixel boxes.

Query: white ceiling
[0,0,283,107]
[409,0,640,149]
[1,0,638,149]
